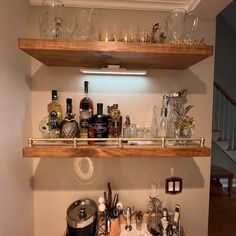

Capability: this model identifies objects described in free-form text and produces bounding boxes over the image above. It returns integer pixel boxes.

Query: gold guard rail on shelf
[28,137,205,148]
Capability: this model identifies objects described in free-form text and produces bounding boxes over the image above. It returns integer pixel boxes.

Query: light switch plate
[165,177,182,194]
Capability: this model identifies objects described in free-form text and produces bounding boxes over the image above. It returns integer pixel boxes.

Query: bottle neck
[52,98,58,103]
[97,104,103,115]
[84,82,89,98]
[67,103,72,115]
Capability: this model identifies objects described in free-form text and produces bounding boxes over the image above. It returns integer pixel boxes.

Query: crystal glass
[70,8,94,40]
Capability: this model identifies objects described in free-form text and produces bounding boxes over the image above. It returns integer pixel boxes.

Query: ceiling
[30,0,202,11]
[30,0,232,18]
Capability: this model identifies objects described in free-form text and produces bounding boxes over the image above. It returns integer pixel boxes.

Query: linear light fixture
[80,65,147,76]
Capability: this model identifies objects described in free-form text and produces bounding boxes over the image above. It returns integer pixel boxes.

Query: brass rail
[28,137,206,148]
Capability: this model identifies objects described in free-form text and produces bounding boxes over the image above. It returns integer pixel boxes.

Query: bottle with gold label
[46,90,62,137]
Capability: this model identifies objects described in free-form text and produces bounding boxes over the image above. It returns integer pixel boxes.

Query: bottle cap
[97,103,103,115]
[113,104,118,109]
[82,102,89,110]
[161,108,168,117]
[66,98,72,104]
[52,90,58,100]
[84,81,89,93]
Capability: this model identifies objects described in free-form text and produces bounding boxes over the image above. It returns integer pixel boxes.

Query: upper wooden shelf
[23,145,211,158]
[18,38,213,69]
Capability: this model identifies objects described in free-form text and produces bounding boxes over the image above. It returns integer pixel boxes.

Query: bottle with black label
[46,90,62,137]
[91,103,108,139]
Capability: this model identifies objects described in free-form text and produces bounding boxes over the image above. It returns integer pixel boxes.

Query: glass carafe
[166,8,198,41]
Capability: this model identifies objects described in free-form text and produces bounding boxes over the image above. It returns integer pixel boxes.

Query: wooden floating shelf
[18,38,213,69]
[23,145,211,158]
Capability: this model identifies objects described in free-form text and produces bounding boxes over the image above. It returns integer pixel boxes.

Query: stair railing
[213,82,236,150]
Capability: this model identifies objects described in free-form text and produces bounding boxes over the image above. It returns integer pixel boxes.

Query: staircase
[213,82,236,159]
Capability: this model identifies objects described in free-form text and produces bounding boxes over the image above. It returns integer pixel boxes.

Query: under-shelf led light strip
[80,65,147,76]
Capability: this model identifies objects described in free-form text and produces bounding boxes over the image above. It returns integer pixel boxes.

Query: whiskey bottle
[80,81,93,115]
[79,102,92,139]
[46,90,62,137]
[91,103,108,139]
[60,98,80,138]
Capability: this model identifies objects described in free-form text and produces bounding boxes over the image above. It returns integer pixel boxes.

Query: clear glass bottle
[60,98,80,138]
[111,104,122,138]
[91,103,108,139]
[79,102,92,140]
[80,81,93,115]
[159,108,167,137]
[123,115,131,138]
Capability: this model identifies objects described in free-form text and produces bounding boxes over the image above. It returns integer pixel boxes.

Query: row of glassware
[39,0,199,42]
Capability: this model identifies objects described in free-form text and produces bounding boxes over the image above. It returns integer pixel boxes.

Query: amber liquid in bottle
[80,81,93,115]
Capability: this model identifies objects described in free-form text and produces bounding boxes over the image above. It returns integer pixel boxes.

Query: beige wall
[0,1,34,236]
[29,7,215,236]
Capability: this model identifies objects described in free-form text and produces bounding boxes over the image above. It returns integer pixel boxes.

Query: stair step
[215,140,229,150]
[212,130,222,141]
[225,150,236,162]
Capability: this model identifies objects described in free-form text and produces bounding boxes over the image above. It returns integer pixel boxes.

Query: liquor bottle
[60,98,80,138]
[46,90,62,137]
[107,106,113,138]
[159,108,167,137]
[80,81,93,115]
[111,104,122,138]
[123,115,131,138]
[91,103,108,139]
[48,90,62,123]
[79,102,92,140]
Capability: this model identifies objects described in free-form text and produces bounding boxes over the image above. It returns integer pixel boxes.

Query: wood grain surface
[18,38,213,69]
[23,145,211,158]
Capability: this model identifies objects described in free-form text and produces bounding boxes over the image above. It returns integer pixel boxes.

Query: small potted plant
[174,104,196,140]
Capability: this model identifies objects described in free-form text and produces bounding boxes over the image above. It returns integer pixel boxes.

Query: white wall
[29,7,215,236]
[0,1,34,236]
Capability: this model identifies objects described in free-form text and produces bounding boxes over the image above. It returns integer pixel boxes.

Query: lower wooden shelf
[23,145,211,158]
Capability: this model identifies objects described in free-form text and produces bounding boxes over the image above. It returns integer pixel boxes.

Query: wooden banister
[214,81,236,108]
